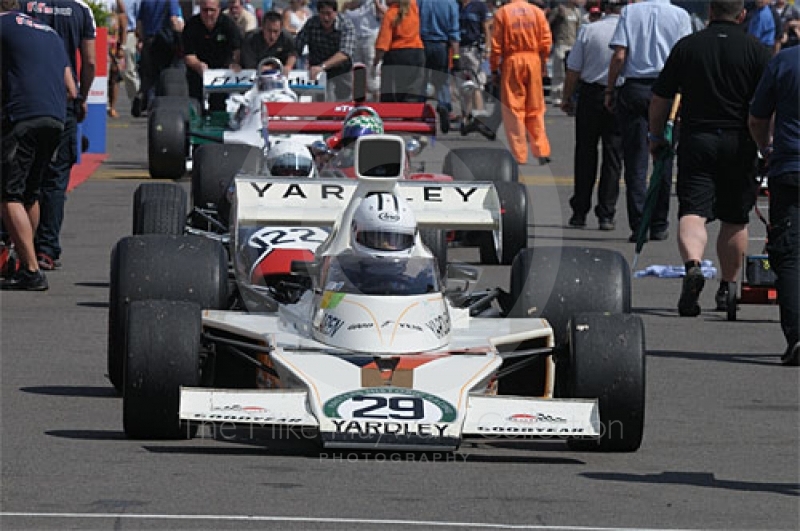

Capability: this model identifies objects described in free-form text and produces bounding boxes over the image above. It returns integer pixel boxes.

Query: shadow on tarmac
[581,471,799,497]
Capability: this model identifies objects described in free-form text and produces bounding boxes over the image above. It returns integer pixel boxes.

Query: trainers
[37,252,61,271]
[0,268,48,291]
[568,214,586,228]
[678,265,705,317]
[538,156,551,165]
[781,342,799,366]
[715,281,730,311]
[598,218,615,231]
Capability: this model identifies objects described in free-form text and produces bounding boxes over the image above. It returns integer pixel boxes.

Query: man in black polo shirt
[241,10,297,72]
[295,0,356,101]
[183,0,243,112]
[649,0,772,317]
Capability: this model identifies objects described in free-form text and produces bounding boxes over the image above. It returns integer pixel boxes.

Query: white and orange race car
[109,135,645,453]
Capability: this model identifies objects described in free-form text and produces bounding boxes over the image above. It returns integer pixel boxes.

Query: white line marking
[0,512,699,531]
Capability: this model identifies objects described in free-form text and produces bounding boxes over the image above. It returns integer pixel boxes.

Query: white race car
[111,135,645,452]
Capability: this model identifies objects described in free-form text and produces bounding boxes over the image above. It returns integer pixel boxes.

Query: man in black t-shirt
[649,0,772,318]
[241,10,297,72]
[183,0,243,111]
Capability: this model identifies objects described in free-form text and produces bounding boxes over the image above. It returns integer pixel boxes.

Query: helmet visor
[258,75,284,91]
[356,230,414,252]
[268,152,313,177]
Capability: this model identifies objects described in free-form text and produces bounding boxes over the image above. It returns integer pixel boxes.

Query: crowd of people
[2,0,797,364]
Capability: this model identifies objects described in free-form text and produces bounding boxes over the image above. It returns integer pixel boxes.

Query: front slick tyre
[123,300,201,440]
[565,312,645,452]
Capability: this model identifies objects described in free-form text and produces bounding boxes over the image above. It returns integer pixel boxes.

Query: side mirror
[405,137,425,157]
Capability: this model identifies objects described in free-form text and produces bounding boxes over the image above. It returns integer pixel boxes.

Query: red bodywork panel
[265,102,437,135]
[408,173,453,182]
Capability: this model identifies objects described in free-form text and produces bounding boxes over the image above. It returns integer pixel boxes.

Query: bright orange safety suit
[490,0,552,164]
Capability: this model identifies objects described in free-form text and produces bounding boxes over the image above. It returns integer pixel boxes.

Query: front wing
[179,387,599,451]
[179,313,599,451]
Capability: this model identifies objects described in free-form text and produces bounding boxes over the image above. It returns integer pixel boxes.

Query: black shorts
[1,117,63,205]
[676,129,760,224]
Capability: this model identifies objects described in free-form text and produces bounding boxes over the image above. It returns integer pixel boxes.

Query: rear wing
[203,68,324,96]
[264,102,437,135]
[234,176,499,231]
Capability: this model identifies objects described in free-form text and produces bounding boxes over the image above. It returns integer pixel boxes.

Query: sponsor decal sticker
[507,413,567,424]
[320,291,346,309]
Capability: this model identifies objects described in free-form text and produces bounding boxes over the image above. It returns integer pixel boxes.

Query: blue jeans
[617,80,672,234]
[35,103,77,260]
[766,176,799,352]
[423,41,451,112]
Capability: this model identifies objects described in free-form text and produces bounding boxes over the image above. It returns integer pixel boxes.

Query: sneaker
[650,229,670,241]
[598,218,615,231]
[715,281,730,311]
[781,342,799,366]
[568,214,586,228]
[37,252,61,271]
[538,156,551,165]
[0,268,48,291]
[678,265,705,317]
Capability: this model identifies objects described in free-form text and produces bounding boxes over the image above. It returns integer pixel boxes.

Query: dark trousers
[766,176,799,352]
[422,40,450,111]
[138,37,178,108]
[617,79,672,234]
[35,104,77,260]
[569,82,622,221]
[380,48,426,103]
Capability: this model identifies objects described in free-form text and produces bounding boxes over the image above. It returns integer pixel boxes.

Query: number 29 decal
[323,388,457,423]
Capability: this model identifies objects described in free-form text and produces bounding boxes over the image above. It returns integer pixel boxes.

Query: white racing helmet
[352,192,417,258]
[266,140,315,177]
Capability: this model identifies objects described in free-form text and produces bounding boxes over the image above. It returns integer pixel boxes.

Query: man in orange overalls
[490,0,552,165]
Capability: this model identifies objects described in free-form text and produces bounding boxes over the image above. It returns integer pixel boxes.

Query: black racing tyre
[726,281,737,321]
[192,143,262,224]
[123,299,201,439]
[148,107,188,179]
[132,183,187,235]
[509,247,631,347]
[442,147,519,183]
[478,181,529,265]
[564,312,645,452]
[107,235,228,393]
[420,229,448,279]
[499,247,630,397]
[159,82,189,98]
[150,96,194,122]
[157,67,189,97]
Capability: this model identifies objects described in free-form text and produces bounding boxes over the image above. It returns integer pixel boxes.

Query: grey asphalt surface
[0,92,797,531]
